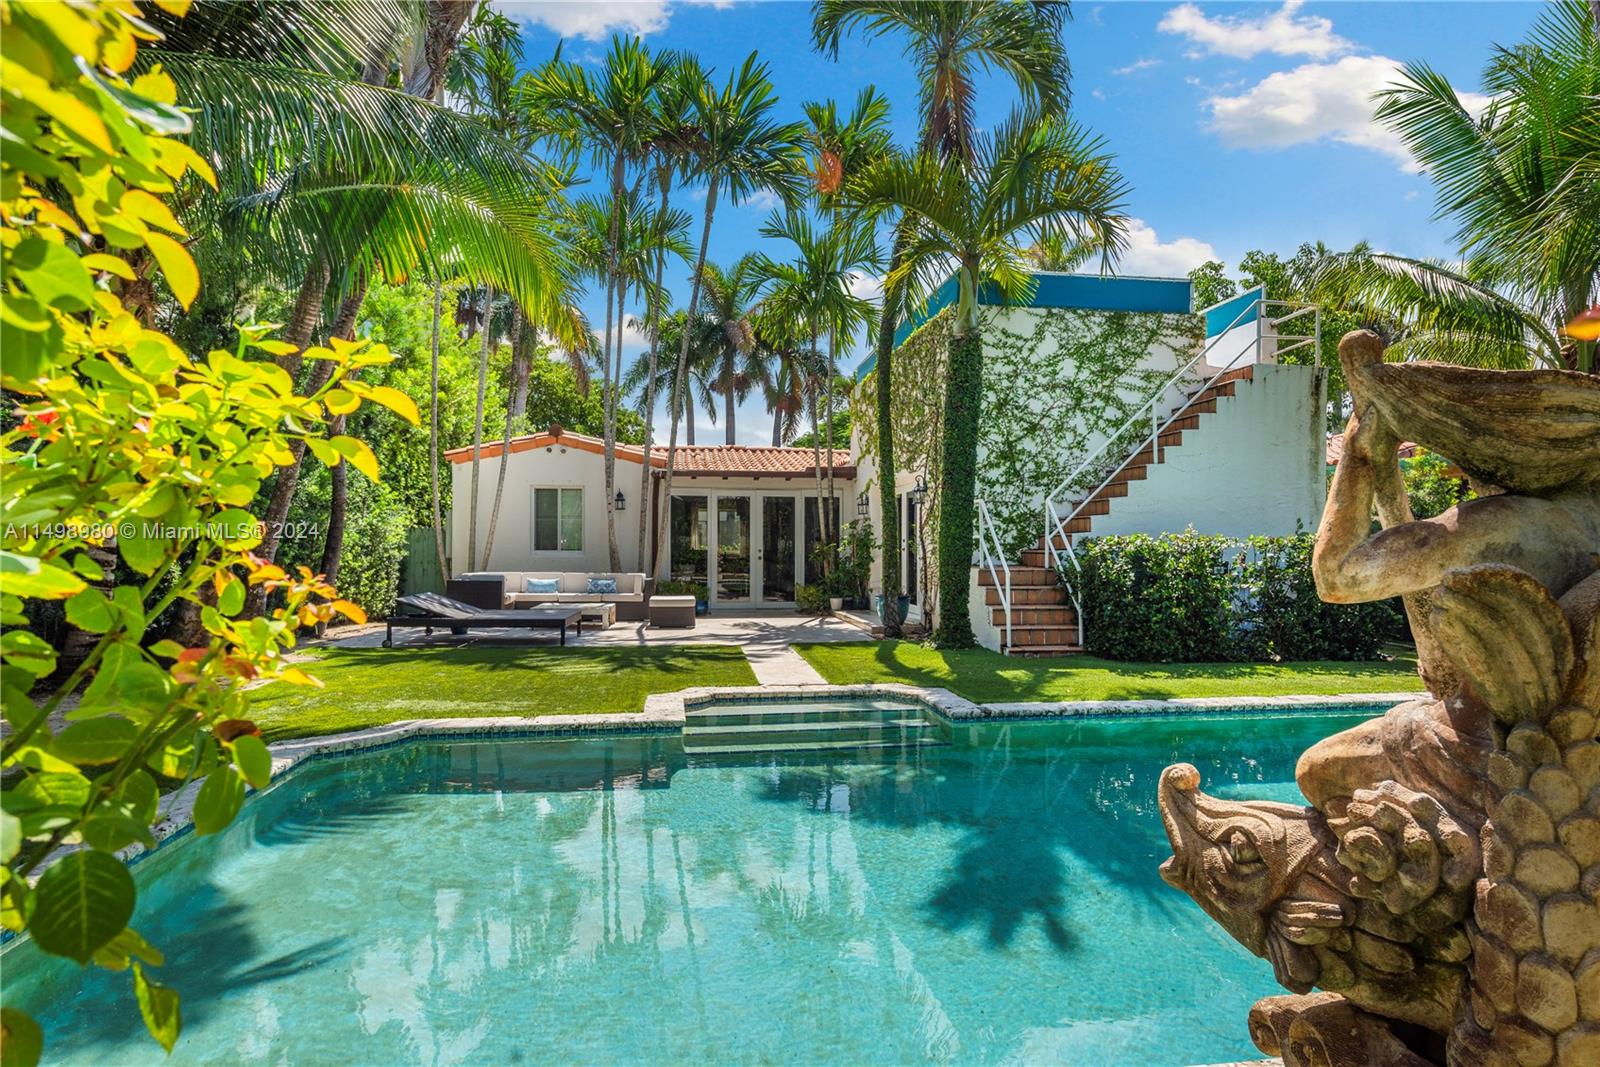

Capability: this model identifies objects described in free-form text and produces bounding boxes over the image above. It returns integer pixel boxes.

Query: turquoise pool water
[5,708,1372,1066]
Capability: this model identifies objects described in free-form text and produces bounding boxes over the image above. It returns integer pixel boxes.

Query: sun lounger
[385,594,586,647]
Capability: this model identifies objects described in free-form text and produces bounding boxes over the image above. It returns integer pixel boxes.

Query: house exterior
[444,431,859,611]
[444,271,1326,647]
[852,272,1327,653]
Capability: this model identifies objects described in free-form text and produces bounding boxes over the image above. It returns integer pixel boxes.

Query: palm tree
[625,309,721,447]
[634,58,702,568]
[754,212,883,556]
[1316,0,1598,371]
[694,257,770,445]
[851,110,1129,646]
[655,54,807,568]
[532,36,670,570]
[812,0,1073,635]
[150,2,569,606]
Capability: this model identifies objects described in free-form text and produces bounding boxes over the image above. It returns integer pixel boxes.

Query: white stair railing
[974,497,1012,648]
[1039,294,1319,632]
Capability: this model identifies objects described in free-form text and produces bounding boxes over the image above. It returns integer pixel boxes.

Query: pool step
[685,718,933,750]
[684,736,946,758]
[685,702,924,728]
[681,701,947,756]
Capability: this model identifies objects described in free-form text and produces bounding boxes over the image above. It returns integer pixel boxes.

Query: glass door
[760,497,796,604]
[714,495,752,606]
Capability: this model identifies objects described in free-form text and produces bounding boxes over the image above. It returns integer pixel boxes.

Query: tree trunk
[429,282,450,582]
[808,340,827,585]
[314,275,371,601]
[244,258,332,617]
[655,175,719,571]
[685,396,695,446]
[466,285,494,572]
[874,233,906,636]
[604,260,624,571]
[771,403,782,447]
[933,325,982,648]
[723,358,736,445]
[635,170,672,571]
[601,151,626,573]
[482,307,527,569]
[824,328,837,549]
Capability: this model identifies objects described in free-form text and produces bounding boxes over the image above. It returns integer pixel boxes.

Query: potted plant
[838,518,876,609]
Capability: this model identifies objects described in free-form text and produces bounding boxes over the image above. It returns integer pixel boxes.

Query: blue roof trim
[855,271,1193,381]
[1203,285,1264,338]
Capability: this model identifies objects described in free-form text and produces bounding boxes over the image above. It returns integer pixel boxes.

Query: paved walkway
[318,611,867,686]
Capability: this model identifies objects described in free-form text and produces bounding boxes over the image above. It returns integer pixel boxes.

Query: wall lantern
[909,475,928,507]
[856,491,870,513]
[614,490,627,512]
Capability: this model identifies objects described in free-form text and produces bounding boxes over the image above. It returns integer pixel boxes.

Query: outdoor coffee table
[571,602,616,629]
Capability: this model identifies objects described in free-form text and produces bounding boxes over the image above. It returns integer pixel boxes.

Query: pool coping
[145,686,1412,855]
[13,686,1415,889]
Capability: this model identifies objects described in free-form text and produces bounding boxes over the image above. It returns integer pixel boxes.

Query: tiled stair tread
[684,718,932,736]
[993,365,1254,652]
[683,737,946,756]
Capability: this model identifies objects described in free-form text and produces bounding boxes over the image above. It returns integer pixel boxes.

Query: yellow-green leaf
[329,436,379,480]
[323,389,359,415]
[356,384,419,426]
[142,231,197,310]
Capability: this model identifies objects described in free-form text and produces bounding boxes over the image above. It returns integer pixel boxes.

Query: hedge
[1070,530,1400,662]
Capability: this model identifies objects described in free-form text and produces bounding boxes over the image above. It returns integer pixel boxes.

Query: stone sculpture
[1158,331,1600,1067]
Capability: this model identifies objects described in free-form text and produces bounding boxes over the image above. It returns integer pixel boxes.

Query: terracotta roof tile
[651,444,853,476]
[446,429,853,476]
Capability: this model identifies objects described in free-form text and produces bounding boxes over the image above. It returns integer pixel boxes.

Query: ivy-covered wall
[854,303,1206,562]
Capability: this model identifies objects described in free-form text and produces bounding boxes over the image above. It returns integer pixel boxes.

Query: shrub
[335,481,409,618]
[795,583,831,614]
[1072,530,1397,662]
[1074,531,1239,661]
[657,579,708,602]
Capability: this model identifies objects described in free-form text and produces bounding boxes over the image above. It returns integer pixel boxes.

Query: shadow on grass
[795,640,1421,703]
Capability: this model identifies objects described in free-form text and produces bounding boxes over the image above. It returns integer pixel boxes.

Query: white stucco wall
[449,443,650,576]
[449,445,861,584]
[1085,363,1327,539]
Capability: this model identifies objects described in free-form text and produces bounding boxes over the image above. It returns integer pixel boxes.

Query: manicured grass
[793,641,1426,704]
[248,645,757,741]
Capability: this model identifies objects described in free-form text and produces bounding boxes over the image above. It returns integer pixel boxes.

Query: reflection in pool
[4,709,1374,1066]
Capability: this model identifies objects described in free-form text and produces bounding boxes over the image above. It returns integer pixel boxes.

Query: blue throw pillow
[525,578,560,593]
[587,577,618,595]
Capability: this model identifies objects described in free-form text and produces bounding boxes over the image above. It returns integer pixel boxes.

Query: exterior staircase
[681,698,946,757]
[981,365,1257,656]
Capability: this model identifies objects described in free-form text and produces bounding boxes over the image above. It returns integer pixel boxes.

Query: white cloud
[1112,58,1161,76]
[847,272,883,304]
[1158,1,1351,60]
[496,0,732,42]
[1114,219,1218,278]
[1202,54,1490,172]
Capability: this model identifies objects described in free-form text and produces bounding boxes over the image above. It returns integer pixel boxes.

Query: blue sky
[494,1,1540,444]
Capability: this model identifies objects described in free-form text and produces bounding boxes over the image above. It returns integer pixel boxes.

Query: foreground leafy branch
[0,2,413,1060]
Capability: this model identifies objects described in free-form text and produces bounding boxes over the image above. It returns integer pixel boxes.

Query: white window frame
[531,485,585,553]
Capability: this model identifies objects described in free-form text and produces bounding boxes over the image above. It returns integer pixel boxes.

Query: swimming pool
[4,705,1374,1066]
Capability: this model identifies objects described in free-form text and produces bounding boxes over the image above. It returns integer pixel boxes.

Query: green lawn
[248,645,757,741]
[794,641,1426,704]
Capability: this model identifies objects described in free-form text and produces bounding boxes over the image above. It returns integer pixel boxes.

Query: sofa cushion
[586,576,618,595]
[525,577,561,593]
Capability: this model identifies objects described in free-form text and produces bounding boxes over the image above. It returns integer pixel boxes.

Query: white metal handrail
[1041,295,1318,637]
[1041,497,1087,647]
[974,497,1012,648]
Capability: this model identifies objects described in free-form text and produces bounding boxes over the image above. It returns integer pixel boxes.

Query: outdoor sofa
[455,571,650,621]
[385,593,586,647]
